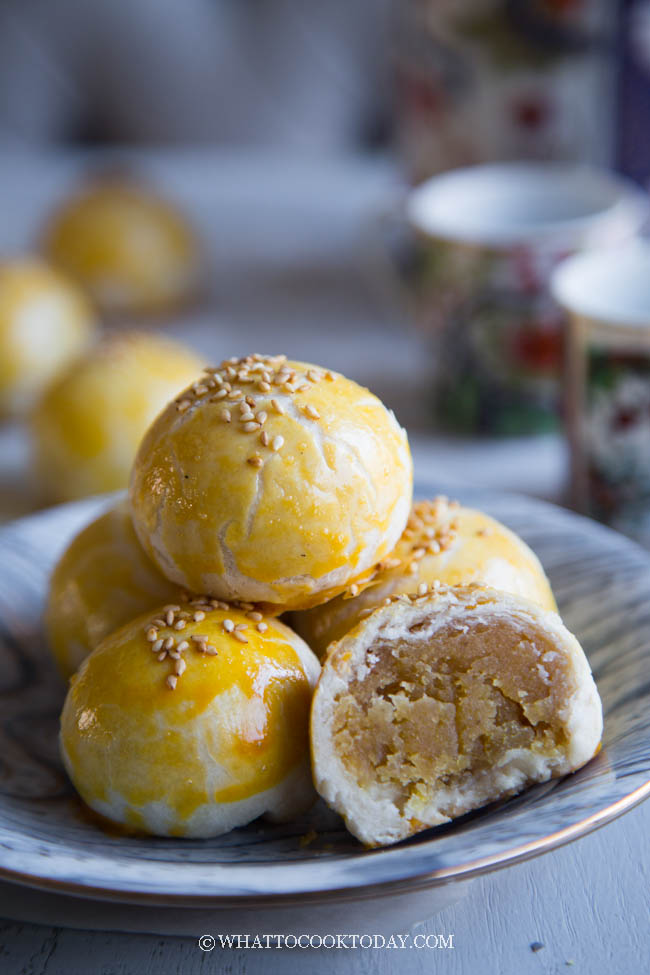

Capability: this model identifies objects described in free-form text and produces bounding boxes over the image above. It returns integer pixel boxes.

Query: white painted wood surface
[0,794,646,973]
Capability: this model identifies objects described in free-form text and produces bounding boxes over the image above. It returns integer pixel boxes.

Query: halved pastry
[310,585,602,847]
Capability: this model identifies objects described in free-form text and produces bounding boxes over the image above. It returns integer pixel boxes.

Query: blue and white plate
[0,486,649,907]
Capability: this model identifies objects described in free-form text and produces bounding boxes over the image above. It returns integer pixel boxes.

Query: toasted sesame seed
[164,636,175,651]
[247,611,263,621]
[212,388,228,400]
[271,435,284,451]
[245,395,256,407]
[165,610,175,626]
[177,641,189,652]
[166,675,178,690]
[204,645,218,655]
[194,384,208,396]
[234,631,249,643]
[257,622,268,633]
[223,619,234,632]
[260,430,269,446]
[248,455,263,467]
[177,400,191,413]
[307,370,320,382]
[193,611,205,622]
[164,604,181,613]
[169,650,180,660]
[271,398,284,415]
[175,658,187,676]
[258,381,271,392]
[228,390,244,401]
[349,584,359,597]
[220,408,231,422]
[234,623,247,632]
[146,627,158,642]
[240,411,255,422]
[304,405,320,420]
[174,620,187,631]
[152,639,164,653]
[158,651,167,661]
[256,411,267,424]
[191,634,208,645]
[152,618,166,628]
[244,421,260,432]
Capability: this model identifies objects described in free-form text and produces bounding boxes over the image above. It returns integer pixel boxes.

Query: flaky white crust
[311,586,603,847]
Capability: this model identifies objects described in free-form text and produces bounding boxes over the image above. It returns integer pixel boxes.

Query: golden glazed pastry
[0,258,96,416]
[60,599,320,837]
[311,585,602,847]
[46,500,182,679]
[293,498,558,657]
[32,331,203,502]
[129,354,413,611]
[42,179,202,316]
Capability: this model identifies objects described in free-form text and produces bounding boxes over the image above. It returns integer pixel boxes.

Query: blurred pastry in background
[292,497,557,658]
[311,584,602,847]
[129,354,413,611]
[42,179,203,318]
[0,258,96,417]
[46,499,182,679]
[31,331,203,503]
[60,600,320,837]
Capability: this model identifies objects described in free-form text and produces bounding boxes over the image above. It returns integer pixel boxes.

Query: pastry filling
[332,618,575,817]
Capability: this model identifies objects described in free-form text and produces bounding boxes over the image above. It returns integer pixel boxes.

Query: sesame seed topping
[176,400,191,413]
[234,623,247,632]
[204,645,218,655]
[157,651,167,662]
[152,618,166,628]
[177,641,189,652]
[271,435,284,451]
[220,408,231,422]
[169,650,180,660]
[418,582,428,596]
[256,411,267,424]
[243,421,260,433]
[271,399,284,415]
[164,637,175,651]
[258,381,271,392]
[304,405,320,420]
[146,627,158,642]
[247,611,263,621]
[234,631,249,644]
[193,611,205,622]
[175,658,187,676]
[152,639,164,653]
[223,619,234,632]
[165,610,175,626]
[173,620,187,631]
[257,622,268,633]
[212,388,227,400]
[166,675,178,690]
[260,431,269,446]
[240,411,255,422]
[248,455,263,468]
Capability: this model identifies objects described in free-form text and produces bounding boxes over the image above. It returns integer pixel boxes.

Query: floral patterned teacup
[405,163,647,435]
[552,241,650,544]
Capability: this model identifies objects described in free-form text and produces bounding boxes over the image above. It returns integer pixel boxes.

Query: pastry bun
[0,258,96,416]
[311,584,602,847]
[42,179,202,316]
[32,331,203,502]
[129,355,413,611]
[293,497,557,657]
[60,599,320,838]
[45,500,182,678]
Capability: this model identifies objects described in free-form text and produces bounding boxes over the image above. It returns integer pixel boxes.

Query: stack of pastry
[49,354,602,846]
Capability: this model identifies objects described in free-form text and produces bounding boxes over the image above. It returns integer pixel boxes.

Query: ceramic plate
[0,486,649,906]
